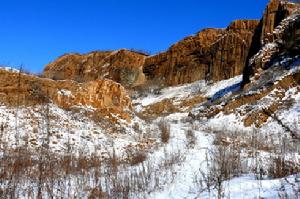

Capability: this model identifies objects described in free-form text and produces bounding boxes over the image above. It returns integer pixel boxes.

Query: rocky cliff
[45,21,260,87]
[0,68,132,121]
[44,49,147,88]
[43,0,300,89]
[261,0,300,43]
[143,20,260,86]
[242,0,300,85]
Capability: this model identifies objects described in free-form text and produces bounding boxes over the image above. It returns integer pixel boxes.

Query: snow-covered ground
[133,75,242,112]
[147,113,299,199]
[1,58,300,198]
[0,103,158,158]
[132,58,300,198]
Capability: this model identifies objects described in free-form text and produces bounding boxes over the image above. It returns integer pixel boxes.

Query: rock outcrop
[143,20,260,86]
[261,0,300,43]
[0,68,132,120]
[44,49,147,88]
[43,0,300,89]
[242,0,300,85]
[45,20,260,87]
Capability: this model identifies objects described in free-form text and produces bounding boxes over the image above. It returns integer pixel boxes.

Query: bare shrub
[197,145,243,199]
[268,156,300,179]
[89,187,107,199]
[132,78,165,99]
[158,120,170,143]
[162,148,184,169]
[0,142,189,198]
[213,131,230,146]
[186,129,196,148]
[129,152,147,166]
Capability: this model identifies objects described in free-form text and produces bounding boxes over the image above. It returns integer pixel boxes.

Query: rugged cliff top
[0,67,132,122]
[44,49,147,88]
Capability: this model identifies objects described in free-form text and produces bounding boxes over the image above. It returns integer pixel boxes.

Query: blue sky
[0,0,269,73]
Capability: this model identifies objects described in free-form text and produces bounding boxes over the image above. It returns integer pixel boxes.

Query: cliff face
[44,20,260,88]
[261,0,300,43]
[0,68,132,120]
[43,0,299,88]
[242,0,300,85]
[143,20,260,86]
[43,49,147,88]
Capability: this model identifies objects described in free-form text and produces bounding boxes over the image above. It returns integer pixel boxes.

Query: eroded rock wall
[143,20,260,86]
[0,69,132,120]
[44,49,147,88]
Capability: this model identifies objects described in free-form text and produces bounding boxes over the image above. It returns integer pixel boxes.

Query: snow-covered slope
[0,103,159,158]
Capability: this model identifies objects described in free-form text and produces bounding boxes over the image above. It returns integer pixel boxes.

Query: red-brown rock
[44,49,147,88]
[0,68,132,120]
[261,0,300,44]
[143,20,260,86]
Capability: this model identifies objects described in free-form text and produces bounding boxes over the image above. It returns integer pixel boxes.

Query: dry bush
[186,129,196,148]
[158,120,170,143]
[268,156,300,179]
[211,145,242,179]
[88,187,107,199]
[132,78,164,99]
[0,144,185,199]
[129,152,147,166]
[213,131,229,146]
[162,148,184,170]
[125,146,147,166]
[197,145,243,199]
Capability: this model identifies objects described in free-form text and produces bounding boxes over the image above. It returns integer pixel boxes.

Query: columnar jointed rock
[261,0,300,44]
[242,0,300,86]
[143,20,260,86]
[43,0,300,89]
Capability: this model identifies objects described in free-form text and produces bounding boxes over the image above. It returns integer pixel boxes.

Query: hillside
[0,0,299,198]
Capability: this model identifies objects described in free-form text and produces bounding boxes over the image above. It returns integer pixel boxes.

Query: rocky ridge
[243,0,300,85]
[0,68,132,121]
[44,49,147,88]
[143,20,260,86]
[43,1,300,89]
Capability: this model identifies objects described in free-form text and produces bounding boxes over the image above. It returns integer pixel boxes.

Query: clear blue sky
[0,0,269,73]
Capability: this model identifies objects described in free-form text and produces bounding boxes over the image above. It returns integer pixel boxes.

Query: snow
[57,89,73,97]
[203,75,242,100]
[0,66,20,73]
[134,75,242,109]
[273,10,300,36]
[250,42,279,65]
[150,123,213,199]
[147,115,299,199]
[206,112,251,132]
[134,67,299,198]
[1,65,299,198]
[0,103,155,158]
[218,174,300,199]
[133,80,206,107]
